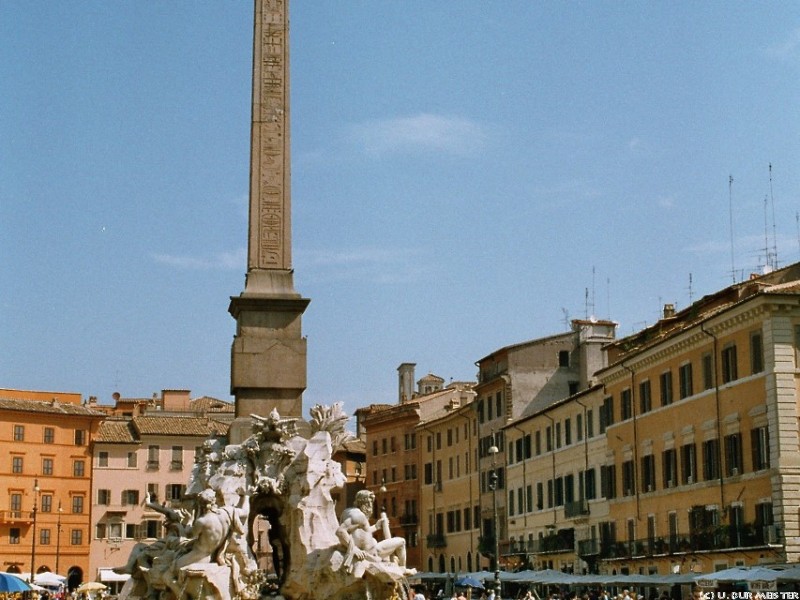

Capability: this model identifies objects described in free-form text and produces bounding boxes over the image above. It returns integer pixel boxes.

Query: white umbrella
[77,582,107,593]
[35,572,67,586]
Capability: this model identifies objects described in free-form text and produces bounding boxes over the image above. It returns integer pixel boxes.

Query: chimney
[663,303,676,319]
[397,363,416,403]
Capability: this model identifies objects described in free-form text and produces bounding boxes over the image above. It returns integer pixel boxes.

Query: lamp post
[56,501,63,574]
[30,478,40,581]
[487,442,501,600]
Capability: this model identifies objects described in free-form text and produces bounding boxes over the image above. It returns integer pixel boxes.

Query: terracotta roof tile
[190,396,234,413]
[132,415,228,437]
[95,420,138,444]
[0,397,106,417]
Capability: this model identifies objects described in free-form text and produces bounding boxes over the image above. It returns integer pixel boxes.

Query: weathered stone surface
[117,405,413,600]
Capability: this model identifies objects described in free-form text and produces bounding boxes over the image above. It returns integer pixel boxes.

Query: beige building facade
[595,265,800,575]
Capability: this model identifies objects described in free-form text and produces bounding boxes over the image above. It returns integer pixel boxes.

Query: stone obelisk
[229,0,309,443]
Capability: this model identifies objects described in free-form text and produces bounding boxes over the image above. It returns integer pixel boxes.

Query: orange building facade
[0,389,105,587]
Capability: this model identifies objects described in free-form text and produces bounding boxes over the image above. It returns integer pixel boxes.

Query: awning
[98,569,130,583]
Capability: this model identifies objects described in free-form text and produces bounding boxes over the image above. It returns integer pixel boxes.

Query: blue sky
[2,2,799,418]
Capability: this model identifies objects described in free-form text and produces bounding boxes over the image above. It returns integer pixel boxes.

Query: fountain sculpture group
[115,405,414,600]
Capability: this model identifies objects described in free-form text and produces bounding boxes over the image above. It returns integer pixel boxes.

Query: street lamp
[487,442,501,600]
[56,501,63,574]
[30,478,40,581]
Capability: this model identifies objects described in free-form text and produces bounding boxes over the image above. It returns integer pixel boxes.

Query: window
[565,418,572,446]
[13,425,24,441]
[681,443,696,484]
[424,463,433,485]
[536,482,544,510]
[146,520,161,539]
[127,451,138,468]
[622,460,635,496]
[40,528,51,545]
[702,353,714,390]
[576,414,583,442]
[477,400,485,424]
[587,409,594,437]
[72,496,84,513]
[95,523,107,539]
[662,448,678,488]
[660,371,673,406]
[621,389,632,420]
[702,439,720,480]
[600,397,614,432]
[546,426,553,452]
[43,427,55,444]
[42,458,54,475]
[10,528,21,544]
[10,493,22,517]
[167,484,185,501]
[585,468,597,500]
[435,433,441,450]
[74,429,86,446]
[639,380,652,414]
[496,392,503,419]
[98,452,109,467]
[98,489,111,505]
[122,489,140,505]
[508,490,515,516]
[41,494,52,513]
[372,441,378,456]
[71,529,83,545]
[641,454,656,492]
[554,477,564,506]
[678,363,693,399]
[724,433,743,476]
[73,460,85,477]
[751,426,770,470]
[171,446,183,470]
[555,422,562,448]
[148,445,160,469]
[535,431,541,455]
[12,456,23,474]
[750,332,764,374]
[601,464,617,499]
[559,350,570,367]
[721,344,738,383]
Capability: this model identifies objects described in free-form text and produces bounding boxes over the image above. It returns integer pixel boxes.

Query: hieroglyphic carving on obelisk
[229,0,309,442]
[245,0,296,294]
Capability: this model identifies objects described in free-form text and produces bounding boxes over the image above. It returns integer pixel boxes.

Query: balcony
[170,460,183,470]
[595,523,784,560]
[426,533,447,548]
[499,530,575,557]
[146,460,160,470]
[400,513,418,527]
[564,499,590,519]
[0,510,31,525]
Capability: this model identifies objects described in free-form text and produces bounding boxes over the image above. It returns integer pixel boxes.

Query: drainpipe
[700,322,726,516]
[574,397,590,499]
[621,362,641,521]
[459,409,477,563]
[420,422,438,567]
[543,413,558,530]
[511,423,529,531]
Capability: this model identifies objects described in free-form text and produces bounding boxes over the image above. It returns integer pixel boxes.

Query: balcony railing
[170,460,183,470]
[564,499,590,519]
[400,513,418,527]
[0,510,31,524]
[147,460,160,470]
[590,523,783,560]
[500,530,575,556]
[426,533,447,548]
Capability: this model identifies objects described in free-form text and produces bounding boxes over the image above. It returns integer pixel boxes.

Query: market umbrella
[0,573,33,593]
[35,572,67,587]
[455,576,485,589]
[77,582,108,593]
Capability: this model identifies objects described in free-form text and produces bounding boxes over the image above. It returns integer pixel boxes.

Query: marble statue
[115,404,413,600]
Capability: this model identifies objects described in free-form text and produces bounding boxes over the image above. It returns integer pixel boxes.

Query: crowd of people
[411,584,700,600]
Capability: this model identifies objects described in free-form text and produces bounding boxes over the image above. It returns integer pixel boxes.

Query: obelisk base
[228,289,310,444]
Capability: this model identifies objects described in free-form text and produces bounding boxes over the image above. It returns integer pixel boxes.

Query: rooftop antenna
[688,273,694,304]
[561,307,571,330]
[769,163,778,269]
[591,266,597,318]
[796,211,800,257]
[584,287,589,319]
[729,175,736,284]
[763,194,771,272]
[606,277,611,320]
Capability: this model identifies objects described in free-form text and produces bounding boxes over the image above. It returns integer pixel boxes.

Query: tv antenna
[729,175,736,284]
[769,163,778,270]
